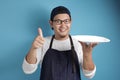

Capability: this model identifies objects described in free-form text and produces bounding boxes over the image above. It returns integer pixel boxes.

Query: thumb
[38,27,43,37]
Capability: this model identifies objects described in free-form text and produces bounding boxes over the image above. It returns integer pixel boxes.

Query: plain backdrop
[0,0,120,80]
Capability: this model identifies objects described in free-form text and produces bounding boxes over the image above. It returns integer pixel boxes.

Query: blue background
[0,0,120,80]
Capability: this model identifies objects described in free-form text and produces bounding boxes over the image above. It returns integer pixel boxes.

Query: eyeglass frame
[52,19,71,25]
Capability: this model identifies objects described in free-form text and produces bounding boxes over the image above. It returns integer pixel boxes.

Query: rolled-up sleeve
[82,65,96,79]
[22,58,38,74]
[22,48,42,74]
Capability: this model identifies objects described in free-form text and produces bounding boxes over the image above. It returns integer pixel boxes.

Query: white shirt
[22,36,96,79]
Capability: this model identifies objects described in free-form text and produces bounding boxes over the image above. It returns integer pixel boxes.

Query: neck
[54,35,69,40]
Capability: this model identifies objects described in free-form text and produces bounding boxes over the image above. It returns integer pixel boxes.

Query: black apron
[40,35,81,80]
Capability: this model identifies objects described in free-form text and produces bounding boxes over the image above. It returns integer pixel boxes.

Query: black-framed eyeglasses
[53,19,71,25]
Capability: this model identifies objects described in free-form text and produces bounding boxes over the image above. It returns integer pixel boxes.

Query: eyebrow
[53,19,70,20]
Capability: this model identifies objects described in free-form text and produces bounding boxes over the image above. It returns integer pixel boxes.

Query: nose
[61,21,66,26]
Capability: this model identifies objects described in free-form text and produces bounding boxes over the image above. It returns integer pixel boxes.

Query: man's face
[50,14,71,39]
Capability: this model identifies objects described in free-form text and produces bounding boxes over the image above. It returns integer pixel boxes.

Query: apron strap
[69,35,76,73]
[69,35,75,50]
[49,35,55,49]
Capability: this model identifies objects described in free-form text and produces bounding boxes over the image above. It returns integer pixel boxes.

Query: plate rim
[72,35,110,43]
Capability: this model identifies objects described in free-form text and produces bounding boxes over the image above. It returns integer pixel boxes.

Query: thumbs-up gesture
[32,28,45,49]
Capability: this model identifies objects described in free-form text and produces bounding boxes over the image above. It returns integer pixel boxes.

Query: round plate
[72,35,110,43]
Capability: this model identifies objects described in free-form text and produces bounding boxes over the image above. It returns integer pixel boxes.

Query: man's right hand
[32,28,45,49]
[26,28,45,64]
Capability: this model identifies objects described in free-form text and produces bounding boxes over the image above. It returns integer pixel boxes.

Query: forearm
[83,53,95,71]
[26,47,37,64]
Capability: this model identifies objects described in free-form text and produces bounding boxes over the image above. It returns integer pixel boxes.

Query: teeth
[60,28,66,32]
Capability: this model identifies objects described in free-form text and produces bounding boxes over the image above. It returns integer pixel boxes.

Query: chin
[59,34,68,38]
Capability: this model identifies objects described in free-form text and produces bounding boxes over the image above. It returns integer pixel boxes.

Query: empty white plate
[72,35,110,43]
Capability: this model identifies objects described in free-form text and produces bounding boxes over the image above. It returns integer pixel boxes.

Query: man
[22,6,97,80]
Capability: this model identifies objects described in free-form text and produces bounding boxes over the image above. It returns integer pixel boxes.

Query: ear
[49,20,54,30]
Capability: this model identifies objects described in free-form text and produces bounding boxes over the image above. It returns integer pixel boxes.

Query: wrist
[26,55,37,64]
[83,52,92,57]
[26,47,37,64]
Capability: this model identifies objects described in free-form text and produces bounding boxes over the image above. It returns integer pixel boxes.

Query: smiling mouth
[59,28,66,32]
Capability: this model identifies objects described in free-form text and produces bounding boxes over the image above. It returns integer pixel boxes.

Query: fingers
[38,27,43,37]
[32,28,45,49]
[91,42,98,48]
[80,41,98,48]
[32,36,45,49]
[80,41,89,47]
[79,41,98,54]
[34,39,45,48]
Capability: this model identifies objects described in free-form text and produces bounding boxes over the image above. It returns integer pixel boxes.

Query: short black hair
[50,6,71,21]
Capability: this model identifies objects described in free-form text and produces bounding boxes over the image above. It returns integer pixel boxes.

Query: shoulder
[71,36,82,47]
[44,36,52,40]
[71,36,82,53]
[43,36,52,46]
[44,36,52,42]
[40,36,52,54]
